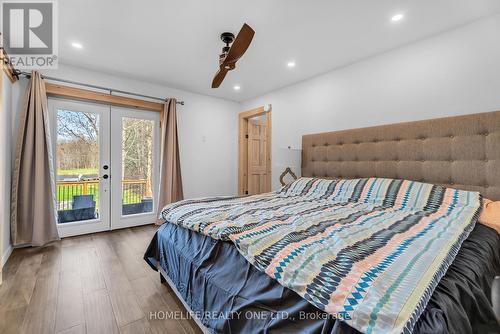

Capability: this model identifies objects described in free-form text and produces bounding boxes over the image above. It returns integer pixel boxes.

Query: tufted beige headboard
[302,111,500,201]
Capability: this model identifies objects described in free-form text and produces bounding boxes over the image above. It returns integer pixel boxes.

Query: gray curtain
[11,71,59,246]
[156,98,183,224]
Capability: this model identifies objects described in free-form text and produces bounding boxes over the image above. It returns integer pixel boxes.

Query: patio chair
[73,195,95,209]
[70,195,97,221]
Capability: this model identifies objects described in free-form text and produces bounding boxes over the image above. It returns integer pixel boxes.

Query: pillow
[479,199,500,233]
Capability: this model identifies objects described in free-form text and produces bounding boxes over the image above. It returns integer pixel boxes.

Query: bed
[145,111,500,334]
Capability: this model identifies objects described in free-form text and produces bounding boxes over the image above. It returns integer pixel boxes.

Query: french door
[48,98,160,237]
[110,106,160,230]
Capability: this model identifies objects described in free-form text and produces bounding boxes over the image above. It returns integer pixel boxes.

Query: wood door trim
[238,105,272,195]
[0,48,18,83]
[45,83,164,112]
[0,56,3,284]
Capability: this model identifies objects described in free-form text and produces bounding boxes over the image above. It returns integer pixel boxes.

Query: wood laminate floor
[0,225,203,334]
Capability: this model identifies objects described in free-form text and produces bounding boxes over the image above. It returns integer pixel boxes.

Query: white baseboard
[1,244,13,268]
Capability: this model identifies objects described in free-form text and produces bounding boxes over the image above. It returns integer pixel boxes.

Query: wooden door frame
[0,59,3,285]
[238,105,272,195]
[45,83,164,112]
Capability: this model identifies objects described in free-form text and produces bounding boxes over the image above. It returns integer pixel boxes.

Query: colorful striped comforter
[159,178,482,333]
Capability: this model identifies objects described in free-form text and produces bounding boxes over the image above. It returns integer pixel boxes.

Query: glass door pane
[56,109,100,222]
[110,107,159,229]
[121,117,154,215]
[49,99,111,237]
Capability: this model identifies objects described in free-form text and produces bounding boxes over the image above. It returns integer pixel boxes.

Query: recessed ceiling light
[287,61,296,68]
[233,85,241,91]
[391,14,404,22]
[71,42,83,49]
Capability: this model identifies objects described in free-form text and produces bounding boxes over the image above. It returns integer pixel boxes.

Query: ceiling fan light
[391,14,404,22]
[212,23,255,89]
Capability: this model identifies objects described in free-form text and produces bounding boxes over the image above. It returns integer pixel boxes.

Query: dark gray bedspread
[145,223,500,334]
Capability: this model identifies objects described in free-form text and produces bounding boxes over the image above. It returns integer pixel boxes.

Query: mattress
[145,222,500,333]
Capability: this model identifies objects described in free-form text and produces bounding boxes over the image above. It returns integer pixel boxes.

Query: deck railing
[56,179,151,210]
[122,179,150,206]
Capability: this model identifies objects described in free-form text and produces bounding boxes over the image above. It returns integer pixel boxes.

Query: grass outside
[56,168,147,209]
[57,168,98,176]
[56,184,145,209]
[57,183,99,209]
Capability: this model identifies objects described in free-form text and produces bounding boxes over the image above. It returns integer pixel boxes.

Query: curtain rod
[16,71,185,105]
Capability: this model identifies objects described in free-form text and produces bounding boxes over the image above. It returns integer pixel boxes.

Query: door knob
[102,174,109,179]
[103,165,109,170]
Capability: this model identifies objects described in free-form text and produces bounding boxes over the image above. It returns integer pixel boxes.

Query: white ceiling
[58,0,500,102]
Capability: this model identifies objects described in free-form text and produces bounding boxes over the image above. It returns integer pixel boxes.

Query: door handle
[102,174,109,179]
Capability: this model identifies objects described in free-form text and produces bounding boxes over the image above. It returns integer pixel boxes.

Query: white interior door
[49,98,111,237]
[110,106,160,229]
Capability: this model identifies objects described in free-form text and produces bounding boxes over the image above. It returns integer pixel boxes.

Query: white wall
[11,64,240,200]
[6,13,500,244]
[1,72,13,267]
[241,14,500,190]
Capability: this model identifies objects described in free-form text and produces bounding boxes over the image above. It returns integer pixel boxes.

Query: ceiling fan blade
[211,67,228,88]
[224,23,255,64]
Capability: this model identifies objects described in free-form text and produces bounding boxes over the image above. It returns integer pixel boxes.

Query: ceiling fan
[211,23,255,88]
